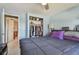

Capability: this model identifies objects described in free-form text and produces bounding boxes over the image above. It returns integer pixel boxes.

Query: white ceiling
[0,3,78,17]
[0,3,43,14]
[46,3,79,15]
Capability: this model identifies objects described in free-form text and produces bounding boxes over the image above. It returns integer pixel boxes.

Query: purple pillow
[51,31,64,40]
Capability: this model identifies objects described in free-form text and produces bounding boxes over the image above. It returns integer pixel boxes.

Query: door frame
[5,14,19,43]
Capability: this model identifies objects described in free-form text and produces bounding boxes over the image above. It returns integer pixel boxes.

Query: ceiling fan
[41,3,49,10]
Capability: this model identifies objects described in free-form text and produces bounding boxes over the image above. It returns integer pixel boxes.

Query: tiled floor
[7,38,20,55]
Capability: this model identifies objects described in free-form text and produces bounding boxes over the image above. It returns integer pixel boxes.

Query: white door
[6,17,14,42]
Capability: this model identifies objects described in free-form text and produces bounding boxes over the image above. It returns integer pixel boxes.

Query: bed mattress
[20,37,79,55]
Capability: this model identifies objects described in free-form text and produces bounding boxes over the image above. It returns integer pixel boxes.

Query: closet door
[0,9,5,44]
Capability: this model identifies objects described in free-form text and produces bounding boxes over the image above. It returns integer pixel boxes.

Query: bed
[20,35,79,55]
[64,31,79,41]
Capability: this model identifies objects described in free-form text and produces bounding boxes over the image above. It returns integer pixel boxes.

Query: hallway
[7,37,20,55]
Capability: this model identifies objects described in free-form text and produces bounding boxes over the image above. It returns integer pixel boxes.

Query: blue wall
[19,14,26,39]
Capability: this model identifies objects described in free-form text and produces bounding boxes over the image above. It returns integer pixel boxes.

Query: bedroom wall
[3,3,44,39]
[49,5,79,30]
[49,19,79,30]
[68,19,79,30]
[0,3,50,39]
[0,3,78,39]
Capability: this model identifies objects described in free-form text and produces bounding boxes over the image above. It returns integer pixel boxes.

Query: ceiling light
[41,3,47,5]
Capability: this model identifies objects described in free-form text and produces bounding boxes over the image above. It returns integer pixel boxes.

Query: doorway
[5,15,18,42]
[29,16,43,37]
[5,15,20,54]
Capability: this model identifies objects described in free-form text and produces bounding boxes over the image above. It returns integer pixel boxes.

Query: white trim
[5,13,19,17]
[2,8,5,43]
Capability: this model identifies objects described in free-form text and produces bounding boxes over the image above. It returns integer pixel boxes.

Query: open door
[5,15,19,55]
[0,8,6,44]
[5,15,18,42]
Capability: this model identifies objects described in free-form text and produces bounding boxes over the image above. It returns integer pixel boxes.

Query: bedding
[20,37,79,55]
[64,31,79,37]
[51,31,64,40]
[64,31,79,41]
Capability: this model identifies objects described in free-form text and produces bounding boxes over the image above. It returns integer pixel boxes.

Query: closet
[29,16,43,37]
